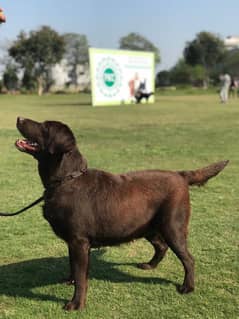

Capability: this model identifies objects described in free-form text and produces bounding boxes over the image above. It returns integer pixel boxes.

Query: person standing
[128,73,140,102]
[219,73,231,103]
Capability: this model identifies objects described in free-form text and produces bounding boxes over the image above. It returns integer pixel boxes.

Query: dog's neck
[38,146,87,189]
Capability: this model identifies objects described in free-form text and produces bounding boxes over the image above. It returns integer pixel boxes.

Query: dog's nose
[17,117,25,124]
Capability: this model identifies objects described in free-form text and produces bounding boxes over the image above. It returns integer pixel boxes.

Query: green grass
[0,93,238,319]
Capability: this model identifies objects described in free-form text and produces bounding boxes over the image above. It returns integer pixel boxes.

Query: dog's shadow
[0,249,175,304]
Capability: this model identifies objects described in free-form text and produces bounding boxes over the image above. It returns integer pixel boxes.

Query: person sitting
[135,90,154,104]
[135,80,154,103]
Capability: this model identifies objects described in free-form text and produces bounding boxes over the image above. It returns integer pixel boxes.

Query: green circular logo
[103,68,116,87]
[96,58,122,97]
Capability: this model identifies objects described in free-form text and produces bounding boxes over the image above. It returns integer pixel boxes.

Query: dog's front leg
[63,246,75,285]
[64,238,90,311]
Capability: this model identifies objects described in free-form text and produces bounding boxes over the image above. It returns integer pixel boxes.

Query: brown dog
[15,117,228,311]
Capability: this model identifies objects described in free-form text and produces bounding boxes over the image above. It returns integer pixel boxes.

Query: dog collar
[46,170,86,190]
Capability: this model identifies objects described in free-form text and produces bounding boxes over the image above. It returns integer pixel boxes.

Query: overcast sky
[0,0,239,70]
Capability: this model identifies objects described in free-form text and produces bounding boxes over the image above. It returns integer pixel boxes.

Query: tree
[170,59,192,85]
[119,32,160,64]
[222,49,239,76]
[170,59,207,87]
[156,70,171,87]
[3,63,18,91]
[9,26,65,95]
[21,69,36,91]
[184,31,226,86]
[63,33,89,87]
[190,65,207,86]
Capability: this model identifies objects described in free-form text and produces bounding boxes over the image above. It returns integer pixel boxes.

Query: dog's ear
[48,135,75,154]
[44,122,76,155]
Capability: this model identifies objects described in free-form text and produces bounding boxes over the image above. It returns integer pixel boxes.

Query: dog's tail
[178,160,229,186]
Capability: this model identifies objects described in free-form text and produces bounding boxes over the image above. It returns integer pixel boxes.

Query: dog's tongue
[15,139,39,152]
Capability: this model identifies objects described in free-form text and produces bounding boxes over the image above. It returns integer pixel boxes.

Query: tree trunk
[203,78,208,89]
[37,75,44,96]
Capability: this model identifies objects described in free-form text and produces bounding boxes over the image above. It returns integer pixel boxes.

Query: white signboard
[89,48,155,106]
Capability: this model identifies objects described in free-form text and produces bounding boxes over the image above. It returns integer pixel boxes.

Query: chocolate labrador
[15,117,228,311]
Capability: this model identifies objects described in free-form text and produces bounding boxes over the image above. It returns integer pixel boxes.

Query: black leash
[0,196,44,217]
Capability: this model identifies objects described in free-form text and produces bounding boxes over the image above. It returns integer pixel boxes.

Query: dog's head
[16,117,76,156]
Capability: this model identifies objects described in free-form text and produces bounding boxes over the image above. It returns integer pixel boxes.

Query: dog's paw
[177,284,194,294]
[61,277,75,285]
[65,278,75,285]
[137,263,154,270]
[64,301,81,311]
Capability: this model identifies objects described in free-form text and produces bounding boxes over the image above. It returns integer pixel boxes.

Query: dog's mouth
[15,139,40,153]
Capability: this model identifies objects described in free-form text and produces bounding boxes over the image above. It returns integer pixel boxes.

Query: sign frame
[89,48,155,106]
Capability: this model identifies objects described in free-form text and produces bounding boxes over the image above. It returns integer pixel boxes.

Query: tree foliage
[190,64,207,86]
[222,49,239,76]
[9,26,65,95]
[3,63,18,91]
[21,68,37,91]
[170,59,192,84]
[156,70,171,87]
[169,59,207,86]
[184,31,226,73]
[119,32,160,64]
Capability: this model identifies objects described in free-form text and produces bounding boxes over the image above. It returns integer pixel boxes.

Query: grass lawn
[0,93,238,319]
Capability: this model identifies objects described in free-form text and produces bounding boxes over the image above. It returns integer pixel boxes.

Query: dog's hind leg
[160,214,195,293]
[166,234,194,293]
[138,235,168,270]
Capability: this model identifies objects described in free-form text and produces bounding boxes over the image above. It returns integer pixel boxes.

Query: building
[50,59,90,92]
[224,36,239,50]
